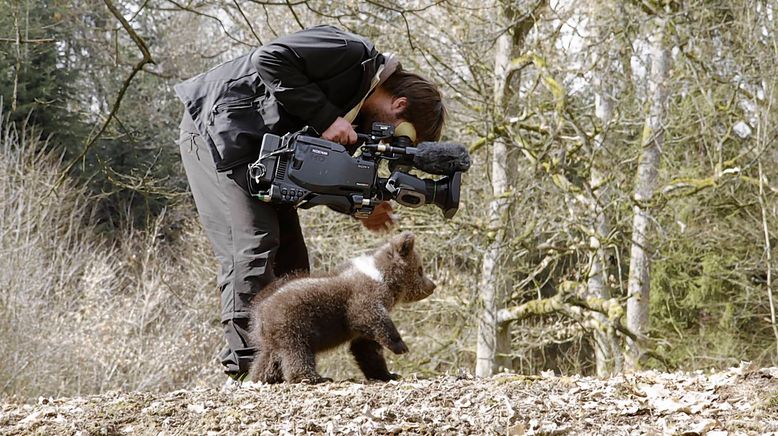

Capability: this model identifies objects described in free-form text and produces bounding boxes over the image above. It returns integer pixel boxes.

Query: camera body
[247,123,463,218]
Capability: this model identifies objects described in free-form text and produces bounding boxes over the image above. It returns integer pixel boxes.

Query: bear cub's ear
[391,232,416,257]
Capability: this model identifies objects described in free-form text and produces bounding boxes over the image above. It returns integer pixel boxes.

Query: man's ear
[391,96,408,114]
[392,231,415,257]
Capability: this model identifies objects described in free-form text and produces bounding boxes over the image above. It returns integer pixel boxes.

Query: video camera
[246,122,470,218]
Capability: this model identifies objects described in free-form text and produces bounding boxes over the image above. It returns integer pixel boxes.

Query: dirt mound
[2,364,776,435]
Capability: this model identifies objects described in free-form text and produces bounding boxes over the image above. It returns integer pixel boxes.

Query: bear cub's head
[373,232,436,303]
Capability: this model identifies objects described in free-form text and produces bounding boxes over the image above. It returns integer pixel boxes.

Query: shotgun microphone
[411,142,471,175]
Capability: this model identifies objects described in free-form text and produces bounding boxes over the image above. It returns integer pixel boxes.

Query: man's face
[356,87,408,133]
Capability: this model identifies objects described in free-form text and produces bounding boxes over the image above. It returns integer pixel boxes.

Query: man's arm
[250,25,374,135]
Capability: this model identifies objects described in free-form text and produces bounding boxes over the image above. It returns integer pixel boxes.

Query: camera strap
[246,128,310,197]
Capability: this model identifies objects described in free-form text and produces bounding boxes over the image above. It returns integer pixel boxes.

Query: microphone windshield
[412,142,471,175]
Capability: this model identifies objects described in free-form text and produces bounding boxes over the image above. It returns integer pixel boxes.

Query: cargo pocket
[206,96,267,169]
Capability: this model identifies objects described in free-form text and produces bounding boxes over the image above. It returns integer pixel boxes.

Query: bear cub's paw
[388,339,409,355]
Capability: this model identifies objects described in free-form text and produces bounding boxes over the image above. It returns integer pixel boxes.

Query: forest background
[1,0,776,400]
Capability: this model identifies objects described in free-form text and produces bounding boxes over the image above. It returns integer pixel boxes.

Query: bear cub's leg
[279,343,332,384]
[249,348,283,384]
[350,337,400,381]
[356,311,409,355]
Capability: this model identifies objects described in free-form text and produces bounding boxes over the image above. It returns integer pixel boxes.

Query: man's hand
[322,117,357,145]
[358,201,396,233]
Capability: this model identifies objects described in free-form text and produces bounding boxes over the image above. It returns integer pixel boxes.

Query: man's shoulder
[300,24,362,39]
[271,24,376,52]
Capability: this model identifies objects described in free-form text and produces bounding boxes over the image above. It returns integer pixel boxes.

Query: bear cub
[248,231,435,384]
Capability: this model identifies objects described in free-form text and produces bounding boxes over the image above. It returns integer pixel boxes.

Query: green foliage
[649,175,772,368]
[0,0,89,151]
[86,72,187,229]
[0,0,188,229]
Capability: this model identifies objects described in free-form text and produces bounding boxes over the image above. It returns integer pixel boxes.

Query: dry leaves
[1,363,776,435]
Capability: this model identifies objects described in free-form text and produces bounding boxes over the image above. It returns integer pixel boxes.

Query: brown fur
[248,232,435,384]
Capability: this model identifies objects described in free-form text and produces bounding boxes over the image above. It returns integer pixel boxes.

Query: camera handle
[296,192,379,218]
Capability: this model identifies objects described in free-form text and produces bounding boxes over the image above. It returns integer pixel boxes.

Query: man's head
[358,66,446,142]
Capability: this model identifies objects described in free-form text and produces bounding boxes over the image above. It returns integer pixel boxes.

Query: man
[174,25,446,381]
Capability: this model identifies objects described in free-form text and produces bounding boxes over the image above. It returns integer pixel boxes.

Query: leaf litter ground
[2,363,776,435]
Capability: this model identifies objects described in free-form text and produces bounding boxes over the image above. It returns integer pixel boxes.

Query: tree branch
[56,0,155,186]
[163,0,254,47]
[0,37,55,44]
[497,289,636,342]
[233,0,263,44]
[285,0,305,29]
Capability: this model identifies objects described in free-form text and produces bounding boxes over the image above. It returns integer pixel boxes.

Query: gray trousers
[178,111,310,375]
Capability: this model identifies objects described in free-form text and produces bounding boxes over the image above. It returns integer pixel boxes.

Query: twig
[2,359,30,394]
[233,0,263,45]
[12,7,22,113]
[163,0,254,47]
[286,0,305,29]
[758,161,778,354]
[0,37,54,44]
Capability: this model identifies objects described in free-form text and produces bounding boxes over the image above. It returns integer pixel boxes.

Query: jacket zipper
[209,96,256,125]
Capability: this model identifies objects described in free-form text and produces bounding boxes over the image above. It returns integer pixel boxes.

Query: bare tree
[585,0,623,376]
[476,0,546,378]
[625,11,671,370]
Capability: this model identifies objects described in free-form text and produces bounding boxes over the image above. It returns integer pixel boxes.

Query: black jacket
[174,25,383,172]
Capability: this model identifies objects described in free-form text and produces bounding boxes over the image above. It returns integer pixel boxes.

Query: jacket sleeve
[250,26,372,134]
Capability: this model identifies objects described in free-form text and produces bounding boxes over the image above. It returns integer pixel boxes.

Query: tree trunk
[476,29,514,378]
[588,75,617,377]
[625,16,670,370]
[587,0,622,377]
[476,0,547,378]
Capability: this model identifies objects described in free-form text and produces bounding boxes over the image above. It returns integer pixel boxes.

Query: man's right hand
[321,117,357,145]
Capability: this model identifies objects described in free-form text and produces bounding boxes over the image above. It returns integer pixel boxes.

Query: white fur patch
[276,277,330,295]
[347,254,383,283]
